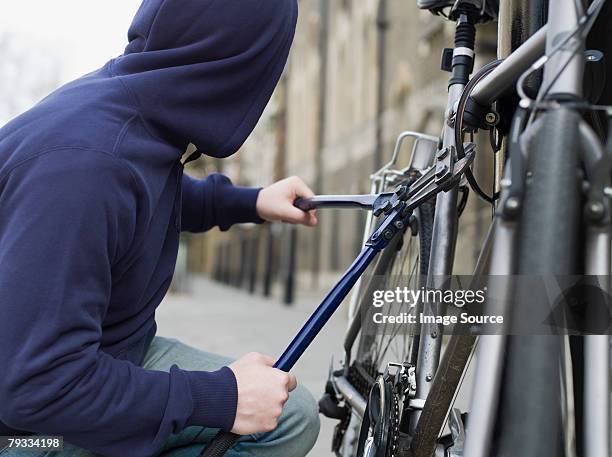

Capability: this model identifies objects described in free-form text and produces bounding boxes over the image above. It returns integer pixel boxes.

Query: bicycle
[201,1,612,456]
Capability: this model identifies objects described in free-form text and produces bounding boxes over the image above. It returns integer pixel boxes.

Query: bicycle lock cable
[455,59,503,204]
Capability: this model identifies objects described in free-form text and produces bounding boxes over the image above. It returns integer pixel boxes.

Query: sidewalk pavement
[157,276,348,457]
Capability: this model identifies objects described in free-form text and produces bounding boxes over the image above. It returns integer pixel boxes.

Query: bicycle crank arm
[294,193,394,212]
[200,201,413,457]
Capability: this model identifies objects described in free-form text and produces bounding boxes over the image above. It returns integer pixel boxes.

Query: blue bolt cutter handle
[275,202,410,370]
[199,202,411,457]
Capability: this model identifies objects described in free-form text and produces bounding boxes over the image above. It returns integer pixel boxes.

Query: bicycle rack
[371,131,440,192]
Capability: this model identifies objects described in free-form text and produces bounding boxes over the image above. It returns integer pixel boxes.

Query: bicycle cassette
[356,375,401,457]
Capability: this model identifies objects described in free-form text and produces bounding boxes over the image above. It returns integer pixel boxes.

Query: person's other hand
[228,352,298,435]
[256,176,318,227]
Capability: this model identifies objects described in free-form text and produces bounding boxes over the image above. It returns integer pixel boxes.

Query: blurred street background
[0,1,496,454]
[182,1,497,297]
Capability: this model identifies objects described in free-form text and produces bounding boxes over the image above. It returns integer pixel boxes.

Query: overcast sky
[0,0,142,83]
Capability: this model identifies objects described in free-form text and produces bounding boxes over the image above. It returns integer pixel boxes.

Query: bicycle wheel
[496,108,582,457]
[353,201,434,378]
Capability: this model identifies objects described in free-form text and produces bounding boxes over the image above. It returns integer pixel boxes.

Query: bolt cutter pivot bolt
[435,165,449,179]
[437,148,449,160]
[394,185,408,200]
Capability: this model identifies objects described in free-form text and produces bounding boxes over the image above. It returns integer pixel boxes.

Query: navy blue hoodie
[0,1,297,456]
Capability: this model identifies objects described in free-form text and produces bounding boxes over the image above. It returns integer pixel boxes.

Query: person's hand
[228,352,297,435]
[256,176,318,227]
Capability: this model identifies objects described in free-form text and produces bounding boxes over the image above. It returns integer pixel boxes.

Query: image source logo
[362,275,612,336]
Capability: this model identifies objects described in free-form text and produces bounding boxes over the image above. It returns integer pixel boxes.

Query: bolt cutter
[200,144,475,457]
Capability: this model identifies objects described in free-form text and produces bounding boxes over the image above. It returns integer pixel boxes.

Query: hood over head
[112,0,298,157]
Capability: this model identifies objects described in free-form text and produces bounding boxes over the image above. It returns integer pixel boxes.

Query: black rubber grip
[198,431,240,457]
[293,197,314,211]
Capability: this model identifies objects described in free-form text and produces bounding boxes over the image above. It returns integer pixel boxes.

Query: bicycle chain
[348,361,378,398]
[387,390,401,457]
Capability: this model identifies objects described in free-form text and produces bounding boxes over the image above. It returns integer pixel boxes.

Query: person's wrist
[255,188,269,221]
[183,366,238,431]
[235,186,264,225]
[255,188,273,222]
[255,189,264,220]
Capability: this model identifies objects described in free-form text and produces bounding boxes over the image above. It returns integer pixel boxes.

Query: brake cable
[454,59,504,204]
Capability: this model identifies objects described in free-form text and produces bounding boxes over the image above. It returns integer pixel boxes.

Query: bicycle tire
[496,108,582,457]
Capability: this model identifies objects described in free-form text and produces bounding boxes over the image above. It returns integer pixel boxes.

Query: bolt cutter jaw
[403,142,475,212]
[294,142,475,218]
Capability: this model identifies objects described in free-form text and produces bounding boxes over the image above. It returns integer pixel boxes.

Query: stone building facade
[185,0,497,295]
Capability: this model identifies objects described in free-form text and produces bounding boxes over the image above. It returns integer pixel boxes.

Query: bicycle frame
[203,1,612,455]
[337,1,610,455]
[328,1,556,440]
[314,11,557,453]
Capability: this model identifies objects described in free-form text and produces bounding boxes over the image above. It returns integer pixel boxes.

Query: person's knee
[281,384,320,452]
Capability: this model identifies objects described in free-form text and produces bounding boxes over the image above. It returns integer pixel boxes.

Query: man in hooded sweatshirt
[0,0,322,456]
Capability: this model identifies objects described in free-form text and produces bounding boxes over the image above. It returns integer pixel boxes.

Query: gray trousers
[0,337,320,457]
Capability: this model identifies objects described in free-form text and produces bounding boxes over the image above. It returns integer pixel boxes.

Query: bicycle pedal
[319,393,349,421]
